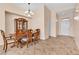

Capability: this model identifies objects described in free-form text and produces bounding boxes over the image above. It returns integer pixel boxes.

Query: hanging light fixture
[25,3,34,18]
[74,9,79,21]
[74,16,79,20]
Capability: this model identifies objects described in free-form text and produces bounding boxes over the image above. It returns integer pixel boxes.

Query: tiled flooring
[0,36,79,55]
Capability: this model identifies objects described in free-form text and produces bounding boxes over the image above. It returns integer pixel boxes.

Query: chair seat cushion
[19,35,28,44]
[21,37,28,42]
[7,39,14,43]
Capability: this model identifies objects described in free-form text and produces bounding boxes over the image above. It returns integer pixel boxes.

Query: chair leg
[4,43,7,52]
[15,39,19,48]
[26,41,28,48]
[37,39,39,43]
[30,39,33,45]
[11,40,16,48]
[3,43,5,50]
[25,41,28,48]
[34,40,36,44]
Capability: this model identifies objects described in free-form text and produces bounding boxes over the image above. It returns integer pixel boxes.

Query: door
[59,19,70,35]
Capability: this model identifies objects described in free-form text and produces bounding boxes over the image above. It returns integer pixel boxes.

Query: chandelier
[25,3,34,18]
[74,9,79,20]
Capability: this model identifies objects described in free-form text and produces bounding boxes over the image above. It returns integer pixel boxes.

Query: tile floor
[0,36,79,55]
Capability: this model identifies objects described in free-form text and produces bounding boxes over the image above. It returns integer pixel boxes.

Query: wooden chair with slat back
[33,29,40,43]
[0,30,16,52]
[36,29,40,41]
[36,29,40,40]
[27,29,33,45]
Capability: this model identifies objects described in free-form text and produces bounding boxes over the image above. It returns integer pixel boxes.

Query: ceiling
[10,3,76,12]
[10,3,76,18]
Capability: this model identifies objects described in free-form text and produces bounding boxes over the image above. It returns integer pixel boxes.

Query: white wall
[44,6,51,39]
[5,12,28,34]
[50,11,57,37]
[0,5,5,45]
[69,18,74,37]
[74,20,79,49]
[73,4,79,49]
[29,5,51,40]
[29,5,45,40]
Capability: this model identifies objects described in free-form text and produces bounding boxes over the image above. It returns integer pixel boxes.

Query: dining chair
[0,30,16,52]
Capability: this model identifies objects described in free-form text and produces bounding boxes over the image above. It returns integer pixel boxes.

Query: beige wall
[29,5,52,40]
[5,12,28,34]
[74,4,79,49]
[0,5,5,45]
[44,6,51,39]
[29,5,45,40]
[50,11,57,37]
[5,4,26,17]
[74,20,79,48]
[69,18,74,37]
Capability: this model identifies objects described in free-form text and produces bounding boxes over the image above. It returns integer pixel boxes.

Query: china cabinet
[15,18,28,46]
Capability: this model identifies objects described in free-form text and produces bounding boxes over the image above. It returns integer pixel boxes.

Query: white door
[59,19,70,35]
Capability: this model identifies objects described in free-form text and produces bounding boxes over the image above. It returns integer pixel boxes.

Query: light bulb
[27,14,31,17]
[76,9,79,12]
[74,16,79,20]
[30,11,34,15]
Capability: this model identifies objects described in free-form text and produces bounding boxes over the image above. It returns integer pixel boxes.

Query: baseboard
[57,35,74,38]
